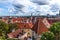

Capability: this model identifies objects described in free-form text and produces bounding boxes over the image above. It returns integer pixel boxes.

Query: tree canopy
[40,31,55,40]
[0,21,18,39]
[41,22,60,40]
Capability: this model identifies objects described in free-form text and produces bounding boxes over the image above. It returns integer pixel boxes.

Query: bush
[40,32,55,40]
[7,38,20,40]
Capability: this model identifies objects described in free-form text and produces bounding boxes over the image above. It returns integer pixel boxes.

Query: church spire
[59,10,60,15]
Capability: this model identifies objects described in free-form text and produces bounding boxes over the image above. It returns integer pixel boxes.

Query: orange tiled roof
[7,29,22,38]
[12,18,24,22]
[37,18,49,35]
[25,22,33,28]
[17,22,33,29]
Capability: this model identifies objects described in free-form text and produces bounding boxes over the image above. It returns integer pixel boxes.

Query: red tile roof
[7,29,22,38]
[37,18,49,35]
[25,22,33,28]
[17,22,33,29]
[12,18,24,22]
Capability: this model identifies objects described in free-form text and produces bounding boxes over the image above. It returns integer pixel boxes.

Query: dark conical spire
[59,10,60,15]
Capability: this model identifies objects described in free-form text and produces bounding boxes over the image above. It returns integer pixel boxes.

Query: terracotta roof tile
[17,22,33,29]
[7,29,22,38]
[37,18,50,35]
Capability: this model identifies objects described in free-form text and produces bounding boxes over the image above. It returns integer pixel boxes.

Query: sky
[0,0,60,16]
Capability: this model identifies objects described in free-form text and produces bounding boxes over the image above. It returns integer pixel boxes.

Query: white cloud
[0,0,14,3]
[0,0,60,16]
[13,0,60,15]
[0,8,4,12]
[8,7,15,13]
[14,0,32,6]
[50,0,60,5]
[30,0,50,5]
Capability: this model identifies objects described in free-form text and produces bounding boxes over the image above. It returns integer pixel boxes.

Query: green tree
[8,23,18,33]
[40,31,55,40]
[0,21,9,39]
[0,21,18,39]
[0,21,9,31]
[49,22,60,40]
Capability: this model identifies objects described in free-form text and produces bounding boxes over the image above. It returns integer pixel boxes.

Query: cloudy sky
[0,0,60,16]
